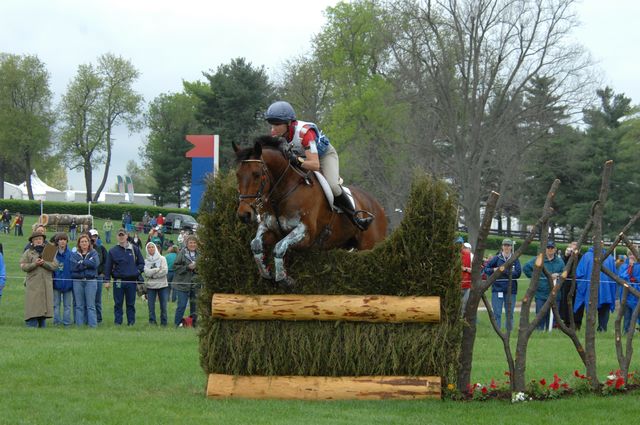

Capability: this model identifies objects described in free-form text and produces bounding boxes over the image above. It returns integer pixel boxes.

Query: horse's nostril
[239,212,251,224]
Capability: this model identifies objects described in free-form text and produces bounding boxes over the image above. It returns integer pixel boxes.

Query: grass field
[1,216,638,424]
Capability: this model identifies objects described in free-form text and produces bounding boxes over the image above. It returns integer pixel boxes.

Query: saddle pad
[314,171,355,210]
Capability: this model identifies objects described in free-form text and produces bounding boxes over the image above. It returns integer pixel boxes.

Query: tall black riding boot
[334,192,373,231]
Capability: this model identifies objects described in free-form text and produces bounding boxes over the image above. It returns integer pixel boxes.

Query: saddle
[313,171,355,211]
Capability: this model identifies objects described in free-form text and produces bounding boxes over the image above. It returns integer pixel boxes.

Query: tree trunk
[93,126,112,202]
[496,209,503,235]
[83,157,93,202]
[24,153,34,200]
[0,158,5,199]
[506,213,512,237]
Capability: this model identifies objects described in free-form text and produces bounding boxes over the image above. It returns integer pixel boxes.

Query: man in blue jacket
[484,239,522,332]
[104,228,145,326]
[574,244,617,331]
[52,233,74,327]
[523,241,565,330]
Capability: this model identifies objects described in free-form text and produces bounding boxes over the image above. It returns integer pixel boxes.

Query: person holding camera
[20,232,58,327]
[144,242,169,326]
[173,235,199,327]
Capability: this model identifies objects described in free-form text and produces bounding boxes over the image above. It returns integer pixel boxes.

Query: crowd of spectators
[0,210,199,329]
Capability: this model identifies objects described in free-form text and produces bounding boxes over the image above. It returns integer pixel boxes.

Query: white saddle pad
[314,171,355,210]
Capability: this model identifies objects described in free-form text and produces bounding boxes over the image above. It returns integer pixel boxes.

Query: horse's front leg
[273,223,308,283]
[251,222,277,279]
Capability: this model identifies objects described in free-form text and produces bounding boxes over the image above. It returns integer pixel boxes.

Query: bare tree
[388,0,594,245]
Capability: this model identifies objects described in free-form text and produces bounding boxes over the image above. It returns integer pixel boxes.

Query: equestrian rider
[265,101,373,231]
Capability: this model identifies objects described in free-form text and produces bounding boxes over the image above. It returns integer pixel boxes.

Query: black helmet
[265,101,296,124]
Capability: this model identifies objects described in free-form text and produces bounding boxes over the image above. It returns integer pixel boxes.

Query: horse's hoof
[276,275,296,289]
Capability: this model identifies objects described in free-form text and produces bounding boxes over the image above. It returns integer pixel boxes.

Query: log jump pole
[207,293,442,400]
[212,294,440,323]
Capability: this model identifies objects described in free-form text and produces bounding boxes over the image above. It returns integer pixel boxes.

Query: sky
[1,0,638,191]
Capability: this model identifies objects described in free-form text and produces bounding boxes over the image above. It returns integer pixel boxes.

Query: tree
[123,159,154,194]
[92,53,143,202]
[58,63,103,201]
[0,53,55,199]
[389,0,594,245]
[185,58,273,171]
[143,92,203,207]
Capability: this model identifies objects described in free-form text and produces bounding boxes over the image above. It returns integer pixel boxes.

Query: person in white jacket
[144,242,169,326]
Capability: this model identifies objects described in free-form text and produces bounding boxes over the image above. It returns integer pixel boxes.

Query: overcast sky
[1,0,638,190]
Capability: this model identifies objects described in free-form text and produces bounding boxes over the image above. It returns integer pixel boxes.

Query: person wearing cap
[574,243,617,332]
[89,229,109,324]
[20,231,58,327]
[523,241,565,331]
[104,228,145,326]
[264,100,373,231]
[484,238,522,332]
[52,232,74,326]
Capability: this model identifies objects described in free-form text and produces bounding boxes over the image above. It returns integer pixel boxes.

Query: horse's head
[233,136,289,224]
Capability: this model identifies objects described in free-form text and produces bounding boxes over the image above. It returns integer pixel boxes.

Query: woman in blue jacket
[618,248,640,333]
[52,233,74,326]
[71,234,100,327]
[523,241,565,330]
[484,239,522,332]
[574,245,617,331]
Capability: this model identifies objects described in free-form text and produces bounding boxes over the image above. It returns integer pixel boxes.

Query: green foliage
[198,171,461,380]
[184,58,273,171]
[0,198,190,220]
[143,91,202,206]
[0,53,56,198]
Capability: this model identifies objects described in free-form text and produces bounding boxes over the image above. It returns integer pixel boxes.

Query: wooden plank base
[206,374,441,400]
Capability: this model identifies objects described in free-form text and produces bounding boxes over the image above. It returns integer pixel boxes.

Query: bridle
[238,157,303,231]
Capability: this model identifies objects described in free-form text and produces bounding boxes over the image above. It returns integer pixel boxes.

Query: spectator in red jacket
[461,242,473,315]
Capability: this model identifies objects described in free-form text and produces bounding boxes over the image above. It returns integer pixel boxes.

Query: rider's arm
[298,129,320,171]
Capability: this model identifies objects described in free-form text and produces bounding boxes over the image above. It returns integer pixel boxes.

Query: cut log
[212,294,440,323]
[206,374,441,400]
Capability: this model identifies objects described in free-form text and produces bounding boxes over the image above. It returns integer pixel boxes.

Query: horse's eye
[252,172,261,179]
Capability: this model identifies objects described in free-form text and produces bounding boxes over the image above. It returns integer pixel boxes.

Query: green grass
[0,217,638,424]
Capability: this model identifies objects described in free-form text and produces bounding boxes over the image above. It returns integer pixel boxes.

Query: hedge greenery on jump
[0,198,191,220]
[198,171,462,381]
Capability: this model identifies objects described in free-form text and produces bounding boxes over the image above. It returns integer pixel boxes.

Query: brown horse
[234,136,387,284]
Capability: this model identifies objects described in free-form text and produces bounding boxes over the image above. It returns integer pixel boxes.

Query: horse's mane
[235,135,286,163]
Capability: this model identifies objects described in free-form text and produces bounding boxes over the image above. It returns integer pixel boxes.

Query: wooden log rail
[206,374,441,400]
[211,294,440,323]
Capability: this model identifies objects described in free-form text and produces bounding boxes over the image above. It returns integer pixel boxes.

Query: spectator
[89,229,109,324]
[573,243,617,331]
[484,239,522,332]
[131,232,143,249]
[144,242,169,326]
[148,227,163,253]
[52,232,74,327]
[173,235,200,327]
[69,218,78,241]
[618,247,640,333]
[177,230,186,249]
[0,243,5,305]
[20,231,57,327]
[460,241,473,315]
[142,211,151,234]
[14,212,24,236]
[559,241,581,326]
[156,213,165,232]
[71,234,99,328]
[23,225,46,252]
[103,218,113,244]
[124,212,133,233]
[104,228,144,326]
[523,241,565,331]
[1,209,11,234]
[164,246,178,302]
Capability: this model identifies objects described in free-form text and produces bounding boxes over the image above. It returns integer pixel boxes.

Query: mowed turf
[1,216,639,424]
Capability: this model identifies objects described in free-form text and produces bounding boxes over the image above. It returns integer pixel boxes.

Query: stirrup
[353,210,374,231]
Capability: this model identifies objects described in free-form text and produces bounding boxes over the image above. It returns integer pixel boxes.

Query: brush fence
[206,293,442,400]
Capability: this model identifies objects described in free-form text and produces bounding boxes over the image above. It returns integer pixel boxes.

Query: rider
[264,100,373,231]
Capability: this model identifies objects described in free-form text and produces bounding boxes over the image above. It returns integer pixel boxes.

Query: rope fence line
[0,275,198,286]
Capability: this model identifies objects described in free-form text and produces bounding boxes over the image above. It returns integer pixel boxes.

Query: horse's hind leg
[273,223,307,284]
[251,223,275,279]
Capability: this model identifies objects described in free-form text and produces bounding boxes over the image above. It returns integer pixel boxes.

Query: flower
[539,378,547,386]
[511,392,528,403]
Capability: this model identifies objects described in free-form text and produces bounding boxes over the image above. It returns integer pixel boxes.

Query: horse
[233,135,387,285]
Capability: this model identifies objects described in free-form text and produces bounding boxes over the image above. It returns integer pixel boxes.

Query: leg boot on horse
[334,191,373,231]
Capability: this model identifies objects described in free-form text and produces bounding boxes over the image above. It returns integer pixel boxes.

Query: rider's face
[270,123,288,138]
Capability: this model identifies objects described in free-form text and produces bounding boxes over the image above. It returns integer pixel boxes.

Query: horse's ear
[253,141,262,157]
[232,141,239,153]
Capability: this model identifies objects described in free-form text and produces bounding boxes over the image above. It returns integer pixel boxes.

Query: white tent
[17,170,61,200]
